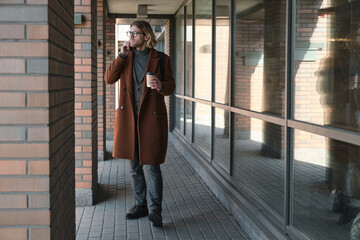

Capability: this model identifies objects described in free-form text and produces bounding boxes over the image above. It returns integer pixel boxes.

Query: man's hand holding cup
[146,72,163,92]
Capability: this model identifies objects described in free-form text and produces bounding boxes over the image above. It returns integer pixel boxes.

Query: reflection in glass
[293,130,360,240]
[215,0,231,104]
[175,10,185,95]
[186,2,193,97]
[185,100,193,141]
[194,0,212,100]
[213,108,230,172]
[234,0,285,116]
[233,114,284,217]
[175,97,180,130]
[294,0,360,134]
[194,102,211,157]
[175,97,184,134]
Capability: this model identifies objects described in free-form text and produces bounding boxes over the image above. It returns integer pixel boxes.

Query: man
[104,20,175,227]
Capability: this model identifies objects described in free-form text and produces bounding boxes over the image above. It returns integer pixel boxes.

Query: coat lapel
[139,49,159,107]
[123,52,134,113]
[125,52,134,99]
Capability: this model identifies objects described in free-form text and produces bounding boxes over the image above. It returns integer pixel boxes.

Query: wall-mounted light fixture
[137,5,148,19]
[74,14,82,25]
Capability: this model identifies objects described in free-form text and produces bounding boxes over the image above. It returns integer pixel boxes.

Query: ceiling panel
[115,18,168,25]
[106,0,184,15]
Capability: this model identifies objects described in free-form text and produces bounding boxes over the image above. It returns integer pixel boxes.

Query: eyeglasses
[126,31,145,37]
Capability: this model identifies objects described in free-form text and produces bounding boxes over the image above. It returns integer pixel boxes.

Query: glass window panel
[233,114,284,217]
[293,130,360,239]
[194,0,212,100]
[194,102,211,157]
[186,2,193,97]
[234,0,285,117]
[175,97,184,134]
[215,0,231,104]
[214,108,230,172]
[185,100,193,141]
[294,1,360,133]
[175,10,185,95]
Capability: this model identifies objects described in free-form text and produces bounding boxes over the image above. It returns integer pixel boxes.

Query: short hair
[131,20,158,49]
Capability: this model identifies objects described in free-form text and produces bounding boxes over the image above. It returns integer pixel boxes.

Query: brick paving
[76,143,250,240]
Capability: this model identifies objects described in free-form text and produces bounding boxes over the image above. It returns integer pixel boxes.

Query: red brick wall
[48,1,75,238]
[97,0,106,159]
[294,3,330,120]
[0,1,75,239]
[293,0,331,152]
[263,1,286,117]
[74,0,98,206]
[234,21,264,136]
[105,18,116,142]
[90,0,98,204]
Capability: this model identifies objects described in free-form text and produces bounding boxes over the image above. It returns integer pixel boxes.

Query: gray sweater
[120,48,150,118]
[133,48,150,117]
[133,48,150,84]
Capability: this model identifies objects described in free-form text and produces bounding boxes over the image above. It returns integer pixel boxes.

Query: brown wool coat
[105,48,175,165]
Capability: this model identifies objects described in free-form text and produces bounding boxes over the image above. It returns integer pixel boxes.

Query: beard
[130,41,139,48]
[130,39,146,49]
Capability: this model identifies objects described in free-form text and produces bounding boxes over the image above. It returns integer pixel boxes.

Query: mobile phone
[125,44,133,51]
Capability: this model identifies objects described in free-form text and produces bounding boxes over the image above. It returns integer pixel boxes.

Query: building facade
[171,0,360,240]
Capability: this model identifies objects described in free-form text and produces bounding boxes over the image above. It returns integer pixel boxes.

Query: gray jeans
[130,139,163,212]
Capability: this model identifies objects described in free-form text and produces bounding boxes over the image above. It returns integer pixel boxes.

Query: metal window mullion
[211,106,215,161]
[192,0,195,143]
[229,0,236,176]
[228,0,236,176]
[193,0,196,100]
[177,95,286,124]
[212,0,216,103]
[183,6,187,135]
[170,15,176,131]
[211,0,216,161]
[192,100,195,143]
[289,120,360,146]
[230,107,285,125]
[284,0,295,232]
[212,102,230,110]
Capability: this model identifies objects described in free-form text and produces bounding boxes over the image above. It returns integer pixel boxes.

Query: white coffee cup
[146,72,156,88]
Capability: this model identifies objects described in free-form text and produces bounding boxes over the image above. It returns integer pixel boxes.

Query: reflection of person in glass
[319,21,360,225]
[340,22,360,224]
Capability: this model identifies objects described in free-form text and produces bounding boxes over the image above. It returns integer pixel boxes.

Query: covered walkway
[76,143,250,240]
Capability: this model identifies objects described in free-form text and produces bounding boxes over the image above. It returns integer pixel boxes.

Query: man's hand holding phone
[121,41,132,56]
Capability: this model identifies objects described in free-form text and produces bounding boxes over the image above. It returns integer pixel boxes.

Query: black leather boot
[126,205,149,219]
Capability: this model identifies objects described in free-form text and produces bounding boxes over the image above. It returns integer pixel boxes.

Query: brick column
[0,1,75,239]
[262,0,286,158]
[97,0,106,161]
[234,20,264,139]
[75,0,98,206]
[105,17,116,152]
